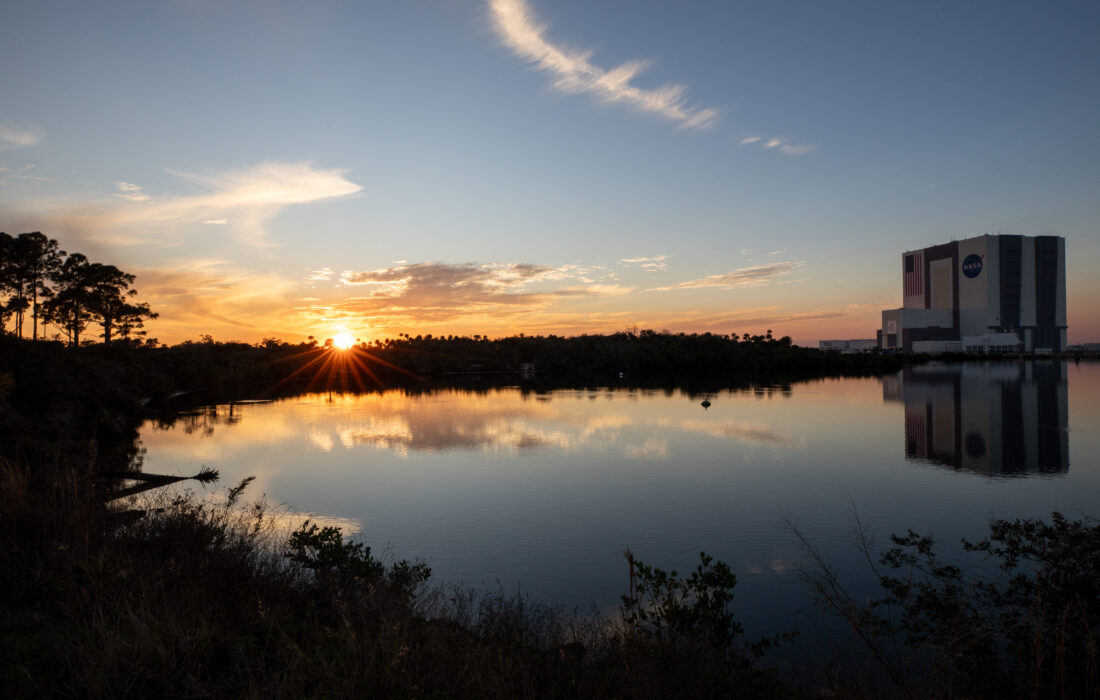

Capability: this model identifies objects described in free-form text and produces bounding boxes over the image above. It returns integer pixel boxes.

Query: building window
[905,255,914,273]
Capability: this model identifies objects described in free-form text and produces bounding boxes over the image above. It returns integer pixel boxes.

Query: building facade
[879,234,1066,353]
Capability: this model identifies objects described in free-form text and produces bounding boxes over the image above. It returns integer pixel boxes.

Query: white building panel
[957,235,990,336]
[929,258,954,309]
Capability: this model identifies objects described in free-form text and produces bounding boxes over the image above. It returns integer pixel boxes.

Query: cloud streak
[0,124,44,150]
[113,182,150,202]
[9,161,362,248]
[652,261,804,291]
[620,254,668,272]
[489,0,717,129]
[741,135,814,156]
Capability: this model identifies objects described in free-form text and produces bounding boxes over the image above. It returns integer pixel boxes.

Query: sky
[1,0,1098,346]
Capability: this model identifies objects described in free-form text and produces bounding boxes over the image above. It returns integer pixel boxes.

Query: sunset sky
[2,0,1098,345]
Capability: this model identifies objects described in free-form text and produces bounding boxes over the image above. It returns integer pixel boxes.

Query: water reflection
[883,362,1069,476]
[137,365,1099,646]
[148,387,799,457]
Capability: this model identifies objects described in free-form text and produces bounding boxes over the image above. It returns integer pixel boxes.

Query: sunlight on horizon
[331,332,357,350]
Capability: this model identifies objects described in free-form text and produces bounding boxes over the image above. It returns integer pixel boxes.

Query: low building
[819,339,878,353]
[879,234,1066,353]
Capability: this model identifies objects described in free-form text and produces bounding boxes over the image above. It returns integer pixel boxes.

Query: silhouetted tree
[7,232,65,340]
[113,298,157,344]
[0,232,12,334]
[80,263,157,346]
[43,253,95,346]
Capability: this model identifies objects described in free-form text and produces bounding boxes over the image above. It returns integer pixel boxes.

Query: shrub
[286,519,430,605]
[803,512,1100,698]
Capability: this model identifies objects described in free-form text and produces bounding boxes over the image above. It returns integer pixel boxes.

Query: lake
[138,360,1099,645]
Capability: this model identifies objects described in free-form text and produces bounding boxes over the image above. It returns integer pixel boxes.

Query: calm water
[139,361,1100,641]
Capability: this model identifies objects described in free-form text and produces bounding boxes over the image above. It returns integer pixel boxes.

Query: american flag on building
[904,251,923,297]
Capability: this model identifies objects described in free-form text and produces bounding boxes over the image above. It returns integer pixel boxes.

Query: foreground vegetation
[1,461,792,698]
[2,335,1097,697]
[799,513,1100,699]
[4,451,1097,698]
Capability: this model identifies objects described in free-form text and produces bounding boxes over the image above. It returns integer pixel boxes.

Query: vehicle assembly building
[879,234,1066,353]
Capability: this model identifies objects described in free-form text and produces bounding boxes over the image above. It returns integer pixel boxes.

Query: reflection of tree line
[159,405,245,436]
[152,388,800,454]
[1,323,891,475]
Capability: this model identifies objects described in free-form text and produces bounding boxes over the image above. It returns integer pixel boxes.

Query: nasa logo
[962,253,983,279]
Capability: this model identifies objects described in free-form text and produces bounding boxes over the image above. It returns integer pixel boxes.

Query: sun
[331,332,357,350]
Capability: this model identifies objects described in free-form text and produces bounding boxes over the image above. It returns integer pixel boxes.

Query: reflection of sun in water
[332,332,356,350]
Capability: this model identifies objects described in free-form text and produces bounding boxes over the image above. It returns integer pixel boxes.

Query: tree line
[0,231,156,346]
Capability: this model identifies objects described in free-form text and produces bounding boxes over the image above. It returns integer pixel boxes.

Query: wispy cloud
[0,124,44,150]
[113,182,150,202]
[620,254,668,271]
[652,261,804,291]
[489,0,717,129]
[778,144,813,156]
[681,301,894,332]
[0,163,51,184]
[7,161,361,248]
[741,135,813,156]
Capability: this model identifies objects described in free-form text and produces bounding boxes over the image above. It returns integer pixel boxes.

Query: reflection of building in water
[883,363,1069,476]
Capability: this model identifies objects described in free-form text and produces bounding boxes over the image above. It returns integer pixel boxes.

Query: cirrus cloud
[113,181,150,202]
[652,261,804,291]
[6,161,362,249]
[741,135,814,156]
[620,254,668,271]
[489,0,717,129]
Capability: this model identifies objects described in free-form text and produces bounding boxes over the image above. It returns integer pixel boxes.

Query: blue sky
[2,0,1098,344]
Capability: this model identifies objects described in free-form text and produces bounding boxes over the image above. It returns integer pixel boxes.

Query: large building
[879,234,1066,353]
